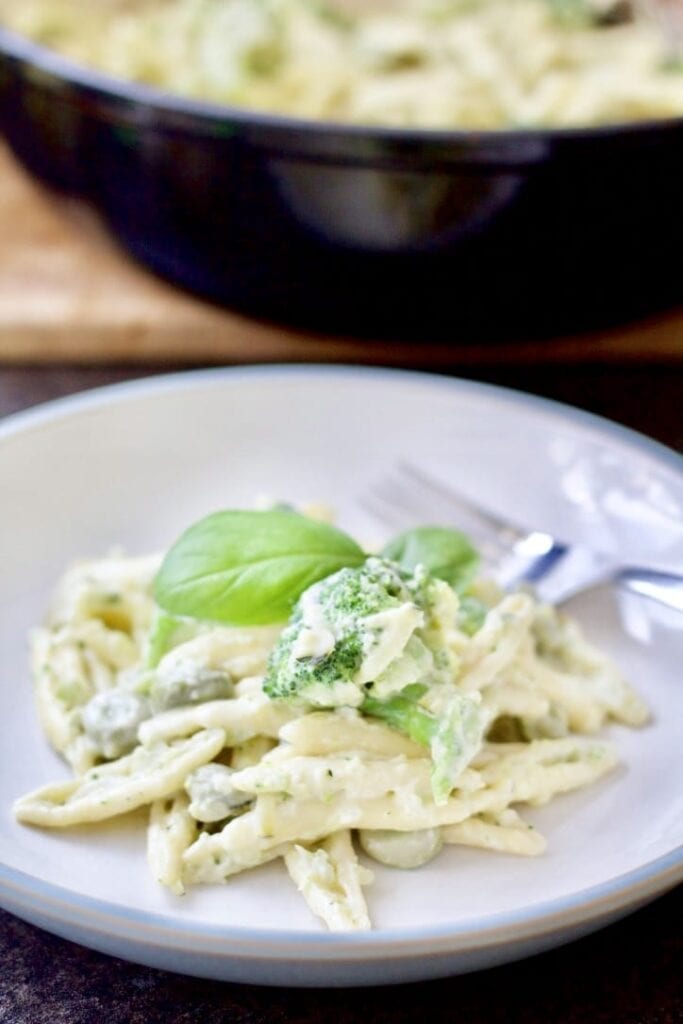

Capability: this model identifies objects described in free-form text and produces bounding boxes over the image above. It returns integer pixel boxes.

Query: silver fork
[360,461,683,612]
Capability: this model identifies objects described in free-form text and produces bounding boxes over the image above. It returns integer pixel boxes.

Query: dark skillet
[1,24,682,341]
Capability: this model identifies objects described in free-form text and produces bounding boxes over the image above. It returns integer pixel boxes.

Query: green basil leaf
[154,510,365,626]
[382,526,479,593]
[144,610,185,668]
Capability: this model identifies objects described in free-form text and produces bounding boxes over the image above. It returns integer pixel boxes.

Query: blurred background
[0,0,681,451]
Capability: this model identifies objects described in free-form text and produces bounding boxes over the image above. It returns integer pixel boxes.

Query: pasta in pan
[14,506,649,931]
[1,0,682,129]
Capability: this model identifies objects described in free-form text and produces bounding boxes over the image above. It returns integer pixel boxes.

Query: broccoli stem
[361,688,435,748]
[361,686,484,806]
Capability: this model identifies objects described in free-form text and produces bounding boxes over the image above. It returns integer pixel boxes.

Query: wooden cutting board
[1,141,682,365]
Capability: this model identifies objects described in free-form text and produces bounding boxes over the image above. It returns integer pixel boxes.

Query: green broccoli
[263,554,484,802]
[362,685,485,804]
[263,557,425,707]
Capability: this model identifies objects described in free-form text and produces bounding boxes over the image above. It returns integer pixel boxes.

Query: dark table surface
[1,361,681,1024]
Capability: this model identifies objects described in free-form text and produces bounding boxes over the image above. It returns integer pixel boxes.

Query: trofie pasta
[1,0,683,129]
[14,507,649,931]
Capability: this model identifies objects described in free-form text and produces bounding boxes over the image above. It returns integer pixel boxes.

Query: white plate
[1,366,681,987]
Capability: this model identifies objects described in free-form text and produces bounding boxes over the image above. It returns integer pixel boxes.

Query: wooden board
[1,142,682,365]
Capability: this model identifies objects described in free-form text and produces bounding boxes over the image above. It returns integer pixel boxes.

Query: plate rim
[0,364,682,478]
[1,363,681,958]
[1,841,681,956]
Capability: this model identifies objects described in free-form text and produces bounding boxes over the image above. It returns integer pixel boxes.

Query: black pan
[1,25,682,340]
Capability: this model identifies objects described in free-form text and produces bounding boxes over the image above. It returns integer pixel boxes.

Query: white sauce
[291,585,336,660]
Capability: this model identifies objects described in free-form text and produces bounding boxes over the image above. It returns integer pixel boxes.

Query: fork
[360,461,683,612]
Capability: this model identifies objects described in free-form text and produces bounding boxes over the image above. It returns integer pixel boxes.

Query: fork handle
[530,552,683,613]
[616,569,683,613]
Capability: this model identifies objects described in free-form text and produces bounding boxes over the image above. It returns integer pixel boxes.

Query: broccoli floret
[263,555,484,802]
[312,557,412,621]
[263,557,420,707]
[266,626,365,702]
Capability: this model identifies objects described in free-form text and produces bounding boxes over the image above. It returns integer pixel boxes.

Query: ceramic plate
[1,366,681,986]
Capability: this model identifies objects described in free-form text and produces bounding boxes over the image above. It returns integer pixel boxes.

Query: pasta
[147,792,197,896]
[13,509,649,932]
[284,831,373,931]
[15,729,226,827]
[1,0,682,129]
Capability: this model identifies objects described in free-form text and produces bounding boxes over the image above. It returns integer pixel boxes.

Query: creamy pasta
[14,508,649,931]
[1,0,682,128]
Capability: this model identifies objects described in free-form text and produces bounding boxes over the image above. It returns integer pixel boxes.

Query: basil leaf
[382,526,479,593]
[145,610,184,668]
[154,510,365,626]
